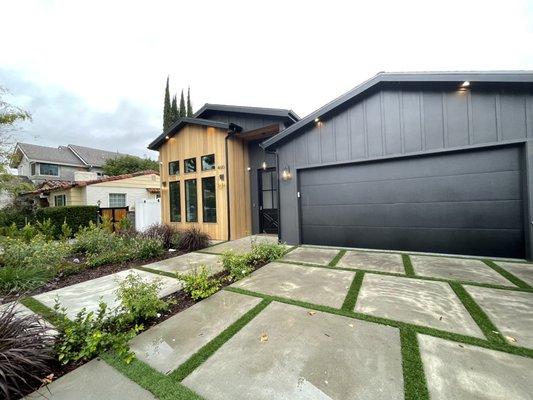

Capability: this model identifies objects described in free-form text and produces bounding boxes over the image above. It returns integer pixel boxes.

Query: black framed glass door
[258,168,279,234]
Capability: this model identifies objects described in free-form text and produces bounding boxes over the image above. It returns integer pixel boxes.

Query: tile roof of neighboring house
[146,187,160,193]
[15,143,86,167]
[27,170,159,195]
[67,144,127,167]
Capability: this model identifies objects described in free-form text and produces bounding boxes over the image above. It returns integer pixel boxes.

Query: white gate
[135,198,161,232]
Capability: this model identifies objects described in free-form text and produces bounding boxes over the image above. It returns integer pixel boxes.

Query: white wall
[85,185,158,210]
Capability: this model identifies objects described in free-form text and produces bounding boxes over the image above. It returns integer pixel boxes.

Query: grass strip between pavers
[400,328,429,400]
[329,249,346,267]
[224,286,533,359]
[134,265,179,279]
[482,259,532,289]
[449,282,506,345]
[341,271,365,311]
[101,352,204,400]
[170,298,271,381]
[402,254,415,276]
[20,296,66,328]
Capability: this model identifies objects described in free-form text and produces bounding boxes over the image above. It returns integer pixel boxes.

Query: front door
[258,168,279,234]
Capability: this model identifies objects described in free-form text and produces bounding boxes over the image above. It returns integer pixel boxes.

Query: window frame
[54,194,66,207]
[201,176,217,223]
[184,157,197,173]
[185,178,198,222]
[109,193,127,208]
[201,154,215,171]
[30,163,36,176]
[169,181,181,222]
[168,161,180,175]
[39,163,59,176]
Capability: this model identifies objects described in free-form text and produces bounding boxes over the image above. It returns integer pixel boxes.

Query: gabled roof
[27,170,159,195]
[194,103,300,122]
[262,70,533,150]
[13,143,86,167]
[67,144,126,167]
[148,117,234,150]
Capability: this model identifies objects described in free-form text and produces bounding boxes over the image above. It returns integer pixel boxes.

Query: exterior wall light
[281,167,292,181]
[246,166,251,171]
[461,81,470,88]
[262,161,267,170]
[165,135,170,139]
[314,117,320,123]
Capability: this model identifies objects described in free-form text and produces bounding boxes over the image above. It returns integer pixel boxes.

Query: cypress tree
[186,86,193,116]
[163,76,171,132]
[171,94,179,123]
[179,90,186,117]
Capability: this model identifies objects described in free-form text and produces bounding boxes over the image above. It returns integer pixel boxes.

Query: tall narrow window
[201,154,215,171]
[184,158,196,173]
[202,177,216,223]
[169,161,179,175]
[185,179,198,222]
[169,181,181,222]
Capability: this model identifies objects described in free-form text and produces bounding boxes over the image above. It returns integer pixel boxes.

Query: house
[26,170,160,210]
[10,143,129,184]
[149,71,533,260]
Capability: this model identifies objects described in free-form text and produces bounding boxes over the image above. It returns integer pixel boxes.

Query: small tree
[186,86,193,117]
[102,155,158,176]
[163,76,172,132]
[171,94,179,124]
[179,90,186,117]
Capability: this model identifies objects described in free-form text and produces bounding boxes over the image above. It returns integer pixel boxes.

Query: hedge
[35,206,99,236]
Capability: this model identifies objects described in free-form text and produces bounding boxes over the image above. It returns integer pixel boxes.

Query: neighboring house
[0,175,33,208]
[26,171,160,210]
[10,143,128,184]
[149,71,533,260]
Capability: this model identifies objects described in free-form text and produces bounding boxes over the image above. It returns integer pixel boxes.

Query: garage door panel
[302,170,521,206]
[299,146,520,186]
[299,146,524,258]
[302,200,522,230]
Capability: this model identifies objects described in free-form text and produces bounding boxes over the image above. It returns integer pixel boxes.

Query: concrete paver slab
[355,274,484,337]
[0,302,56,334]
[282,246,340,266]
[232,262,354,308]
[419,334,533,400]
[24,358,156,399]
[494,261,533,286]
[337,251,404,273]
[465,285,533,348]
[203,235,280,254]
[410,255,513,286]
[130,291,262,374]
[183,301,404,400]
[34,269,181,319]
[143,252,223,275]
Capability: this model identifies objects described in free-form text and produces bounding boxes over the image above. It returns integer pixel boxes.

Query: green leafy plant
[0,265,53,294]
[128,236,164,260]
[72,222,116,254]
[142,223,176,249]
[54,300,140,366]
[100,215,114,232]
[177,227,210,252]
[35,205,98,236]
[176,266,221,300]
[60,218,73,241]
[0,302,55,400]
[115,273,169,324]
[221,251,252,281]
[35,218,55,241]
[20,222,38,243]
[2,236,70,270]
[170,231,181,249]
[246,242,286,266]
[4,222,19,238]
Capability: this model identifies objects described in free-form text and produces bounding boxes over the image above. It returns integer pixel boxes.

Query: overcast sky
[1,0,533,159]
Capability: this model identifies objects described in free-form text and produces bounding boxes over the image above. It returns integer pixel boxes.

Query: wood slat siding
[158,125,251,240]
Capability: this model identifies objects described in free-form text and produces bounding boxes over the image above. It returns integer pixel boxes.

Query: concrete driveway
[24,244,533,400]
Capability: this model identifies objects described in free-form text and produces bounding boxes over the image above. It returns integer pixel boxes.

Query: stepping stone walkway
[355,274,484,337]
[337,250,404,273]
[130,291,262,374]
[202,235,280,254]
[494,261,533,286]
[183,301,404,400]
[282,246,339,266]
[34,269,181,319]
[419,334,533,400]
[23,358,156,399]
[232,262,354,308]
[142,252,223,275]
[410,255,514,286]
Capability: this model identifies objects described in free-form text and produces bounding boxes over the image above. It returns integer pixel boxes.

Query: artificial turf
[341,271,364,311]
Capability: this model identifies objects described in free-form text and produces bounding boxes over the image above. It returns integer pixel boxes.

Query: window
[39,163,59,176]
[201,154,215,171]
[30,163,36,176]
[202,177,217,222]
[109,193,126,207]
[184,158,196,173]
[169,181,181,222]
[54,194,66,207]
[169,161,179,175]
[185,179,197,222]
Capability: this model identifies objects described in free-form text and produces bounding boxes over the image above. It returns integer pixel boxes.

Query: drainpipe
[224,123,243,241]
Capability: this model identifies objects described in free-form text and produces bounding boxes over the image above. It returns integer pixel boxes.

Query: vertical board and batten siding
[158,125,251,240]
[277,87,533,249]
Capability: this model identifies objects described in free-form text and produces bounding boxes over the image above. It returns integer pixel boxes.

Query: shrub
[20,222,38,243]
[54,300,140,366]
[177,227,210,252]
[142,223,176,249]
[177,266,221,300]
[115,272,169,324]
[2,236,70,270]
[35,218,55,241]
[72,222,116,254]
[128,236,164,260]
[59,218,73,241]
[0,266,53,294]
[221,251,252,281]
[0,301,55,400]
[170,231,181,249]
[246,242,286,266]
[35,205,98,237]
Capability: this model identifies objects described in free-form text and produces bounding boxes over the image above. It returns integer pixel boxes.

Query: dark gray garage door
[299,146,524,258]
